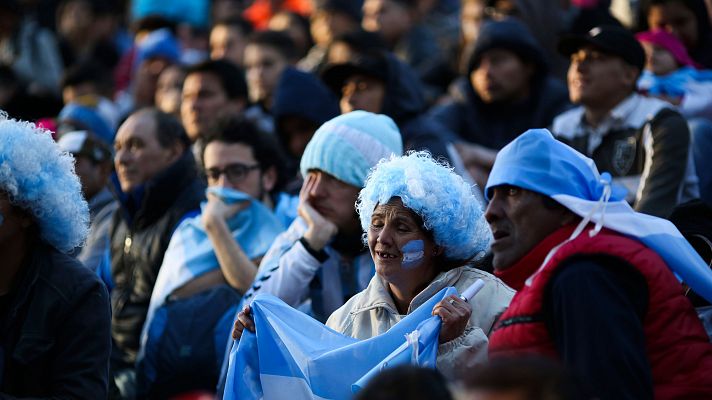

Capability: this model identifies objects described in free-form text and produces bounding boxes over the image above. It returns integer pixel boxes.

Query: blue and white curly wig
[357,151,492,261]
[0,113,89,252]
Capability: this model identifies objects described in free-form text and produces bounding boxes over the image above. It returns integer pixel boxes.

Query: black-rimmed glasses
[205,163,260,184]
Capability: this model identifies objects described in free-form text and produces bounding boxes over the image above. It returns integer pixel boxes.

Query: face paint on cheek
[401,240,425,269]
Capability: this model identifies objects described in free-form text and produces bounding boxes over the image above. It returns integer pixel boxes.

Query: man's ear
[261,166,278,194]
[622,64,640,91]
[166,141,185,164]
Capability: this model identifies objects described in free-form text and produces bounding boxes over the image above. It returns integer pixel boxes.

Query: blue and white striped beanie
[300,111,403,188]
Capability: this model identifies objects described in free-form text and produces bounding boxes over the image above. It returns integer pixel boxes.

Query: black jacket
[109,151,205,368]
[0,240,111,399]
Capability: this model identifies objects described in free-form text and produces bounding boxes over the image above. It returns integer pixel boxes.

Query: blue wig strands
[401,240,425,269]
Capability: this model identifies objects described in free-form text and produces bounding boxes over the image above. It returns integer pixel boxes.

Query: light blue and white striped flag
[223,287,456,400]
[140,187,285,356]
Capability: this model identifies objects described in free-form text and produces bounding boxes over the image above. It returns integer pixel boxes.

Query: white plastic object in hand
[459,279,485,303]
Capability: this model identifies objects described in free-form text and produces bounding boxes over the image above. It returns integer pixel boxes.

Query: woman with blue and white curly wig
[0,114,89,251]
[0,114,111,398]
[327,151,514,379]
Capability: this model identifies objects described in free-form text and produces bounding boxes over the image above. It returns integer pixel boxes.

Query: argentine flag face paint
[401,240,425,269]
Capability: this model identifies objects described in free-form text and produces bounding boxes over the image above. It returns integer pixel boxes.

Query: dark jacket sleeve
[544,256,653,400]
[634,109,690,217]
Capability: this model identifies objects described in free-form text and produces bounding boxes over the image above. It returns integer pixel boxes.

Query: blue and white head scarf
[486,128,712,303]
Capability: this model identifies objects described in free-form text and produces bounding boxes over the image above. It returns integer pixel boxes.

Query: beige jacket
[326,266,515,379]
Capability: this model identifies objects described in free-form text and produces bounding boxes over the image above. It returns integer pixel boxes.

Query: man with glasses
[552,25,698,218]
[134,117,289,397]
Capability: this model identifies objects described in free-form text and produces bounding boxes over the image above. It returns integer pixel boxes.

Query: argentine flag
[223,287,459,400]
[140,187,285,357]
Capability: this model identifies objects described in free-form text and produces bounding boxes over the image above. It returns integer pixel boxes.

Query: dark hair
[213,15,254,37]
[637,0,712,36]
[61,60,114,96]
[185,59,248,100]
[463,356,581,400]
[202,117,288,193]
[132,15,177,35]
[354,365,453,400]
[139,108,191,150]
[246,30,298,62]
[331,29,388,55]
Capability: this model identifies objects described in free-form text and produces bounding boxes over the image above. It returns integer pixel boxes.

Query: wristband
[299,236,329,262]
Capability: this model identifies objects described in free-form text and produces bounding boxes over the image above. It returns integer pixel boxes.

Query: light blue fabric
[223,287,454,400]
[131,0,210,28]
[133,28,181,72]
[300,111,403,188]
[140,187,285,357]
[486,128,712,303]
[58,103,115,145]
[638,67,712,98]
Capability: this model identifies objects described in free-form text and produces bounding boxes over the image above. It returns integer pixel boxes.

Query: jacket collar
[348,267,465,316]
[114,151,201,228]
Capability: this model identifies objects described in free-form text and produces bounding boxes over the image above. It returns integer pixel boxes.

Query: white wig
[357,151,491,261]
[0,113,89,252]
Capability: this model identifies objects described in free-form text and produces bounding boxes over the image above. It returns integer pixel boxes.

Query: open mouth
[376,251,399,259]
[492,230,510,241]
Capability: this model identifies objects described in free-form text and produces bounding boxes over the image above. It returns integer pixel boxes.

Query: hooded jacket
[429,19,570,150]
[322,53,455,161]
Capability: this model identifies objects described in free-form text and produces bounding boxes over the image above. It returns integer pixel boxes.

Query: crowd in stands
[1,0,712,399]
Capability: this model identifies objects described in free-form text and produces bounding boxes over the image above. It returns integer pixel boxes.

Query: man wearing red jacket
[483,128,712,400]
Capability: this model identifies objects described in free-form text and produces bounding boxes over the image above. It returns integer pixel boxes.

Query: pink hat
[635,29,698,68]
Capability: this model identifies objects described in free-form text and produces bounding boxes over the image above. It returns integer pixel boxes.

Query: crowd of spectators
[1,0,711,399]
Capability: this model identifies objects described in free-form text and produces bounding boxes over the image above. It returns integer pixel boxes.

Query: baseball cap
[321,53,389,95]
[558,25,645,71]
[57,131,112,163]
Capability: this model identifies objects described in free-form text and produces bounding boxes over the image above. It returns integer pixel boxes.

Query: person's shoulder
[551,106,585,138]
[458,266,516,299]
[38,244,108,304]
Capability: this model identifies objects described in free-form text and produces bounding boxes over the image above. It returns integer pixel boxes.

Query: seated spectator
[552,25,698,217]
[484,128,712,399]
[235,151,514,378]
[299,0,362,72]
[155,64,186,117]
[640,0,712,68]
[0,115,110,398]
[354,365,453,400]
[268,10,314,60]
[116,28,182,116]
[322,51,454,162]
[243,30,297,134]
[210,16,253,68]
[181,60,248,146]
[361,0,447,100]
[136,118,288,398]
[429,18,570,188]
[272,66,340,182]
[0,0,63,96]
[109,109,205,398]
[57,130,117,273]
[324,29,387,66]
[241,111,403,322]
[636,29,712,120]
[460,356,579,400]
